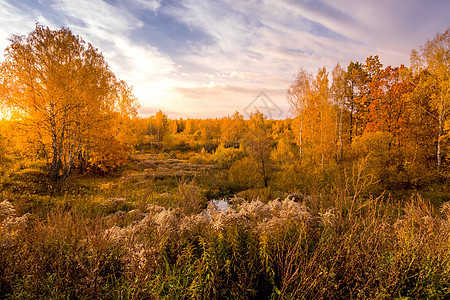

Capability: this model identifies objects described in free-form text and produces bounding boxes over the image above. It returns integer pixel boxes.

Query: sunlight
[0,110,11,120]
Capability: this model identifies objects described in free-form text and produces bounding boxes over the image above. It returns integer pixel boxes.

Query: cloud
[157,0,449,118]
[165,0,252,52]
[298,0,450,63]
[50,0,141,34]
[167,0,449,72]
[0,0,37,54]
[166,0,365,80]
[130,0,161,12]
[1,0,449,119]
[48,0,179,111]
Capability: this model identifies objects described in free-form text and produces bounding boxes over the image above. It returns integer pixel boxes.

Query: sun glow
[0,108,12,121]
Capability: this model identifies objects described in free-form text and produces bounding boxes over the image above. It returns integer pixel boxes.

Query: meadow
[1,152,450,299]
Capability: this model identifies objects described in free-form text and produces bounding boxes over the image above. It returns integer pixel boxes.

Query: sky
[0,0,449,119]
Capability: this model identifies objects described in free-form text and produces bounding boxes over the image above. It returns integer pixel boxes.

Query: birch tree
[287,69,312,164]
[0,25,138,181]
[411,28,450,171]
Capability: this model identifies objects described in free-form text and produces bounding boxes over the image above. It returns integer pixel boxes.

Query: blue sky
[0,0,449,118]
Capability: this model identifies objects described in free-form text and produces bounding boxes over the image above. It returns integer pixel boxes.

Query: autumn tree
[365,65,412,146]
[345,61,369,140]
[242,111,273,187]
[331,63,348,159]
[168,119,178,135]
[154,110,168,149]
[287,68,313,164]
[358,56,383,131]
[220,111,245,148]
[198,119,215,152]
[131,116,151,152]
[184,118,197,135]
[403,71,438,165]
[87,79,138,174]
[0,119,11,174]
[288,67,335,168]
[411,28,450,170]
[314,67,334,168]
[0,25,138,181]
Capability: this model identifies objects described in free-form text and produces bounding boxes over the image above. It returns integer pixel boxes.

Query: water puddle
[203,199,231,219]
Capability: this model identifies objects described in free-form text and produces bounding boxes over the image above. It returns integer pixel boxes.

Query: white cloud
[166,0,252,53]
[286,0,450,64]
[51,0,141,34]
[1,0,449,119]
[130,0,160,12]
[0,1,36,55]
[49,0,179,111]
[168,0,364,89]
[159,0,449,117]
[170,0,450,72]
[0,0,179,114]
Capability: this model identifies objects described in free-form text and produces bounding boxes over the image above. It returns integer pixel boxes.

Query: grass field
[1,153,450,299]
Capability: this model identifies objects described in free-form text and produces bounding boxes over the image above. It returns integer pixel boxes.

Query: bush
[212,145,245,169]
[188,153,212,165]
[89,137,130,174]
[228,157,265,190]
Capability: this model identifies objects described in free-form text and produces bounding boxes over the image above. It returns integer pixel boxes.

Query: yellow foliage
[229,157,265,189]
[351,131,393,157]
[0,25,138,180]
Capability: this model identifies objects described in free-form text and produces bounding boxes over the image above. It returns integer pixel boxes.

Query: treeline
[131,31,447,195]
[285,29,450,179]
[133,29,449,195]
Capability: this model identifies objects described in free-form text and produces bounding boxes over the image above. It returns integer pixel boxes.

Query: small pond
[203,199,231,218]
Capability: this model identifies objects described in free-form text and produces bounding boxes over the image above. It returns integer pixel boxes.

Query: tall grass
[1,192,450,299]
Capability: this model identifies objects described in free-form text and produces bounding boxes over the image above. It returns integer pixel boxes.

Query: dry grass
[1,192,450,299]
